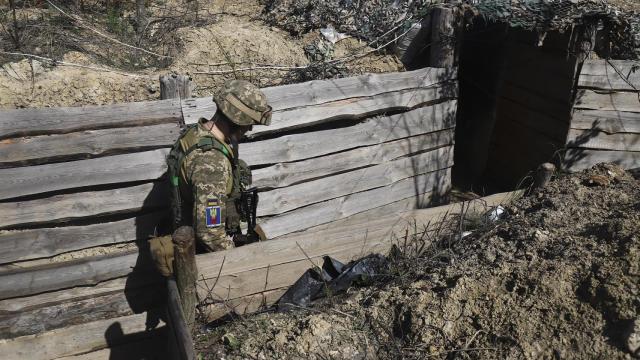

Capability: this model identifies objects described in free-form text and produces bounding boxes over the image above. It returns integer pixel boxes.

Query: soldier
[150,80,271,273]
[172,79,271,251]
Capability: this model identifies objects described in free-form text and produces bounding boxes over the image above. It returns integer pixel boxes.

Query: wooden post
[160,74,193,100]
[532,163,556,191]
[167,278,196,360]
[172,226,197,331]
[430,6,456,68]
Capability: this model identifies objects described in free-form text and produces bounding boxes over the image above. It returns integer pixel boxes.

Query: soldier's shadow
[103,180,173,359]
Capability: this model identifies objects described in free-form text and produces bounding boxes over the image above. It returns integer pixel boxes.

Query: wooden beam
[54,334,168,360]
[574,90,640,112]
[247,83,457,138]
[566,129,640,151]
[252,130,454,189]
[172,226,197,331]
[0,149,169,201]
[578,60,640,91]
[242,100,457,166]
[264,67,455,110]
[259,167,452,239]
[0,124,179,167]
[257,146,453,216]
[182,67,457,125]
[570,109,640,134]
[0,313,166,360]
[195,190,519,286]
[0,182,167,229]
[0,282,163,339]
[0,212,165,264]
[563,149,640,172]
[0,192,520,356]
[0,251,143,300]
[0,99,181,140]
[166,279,195,360]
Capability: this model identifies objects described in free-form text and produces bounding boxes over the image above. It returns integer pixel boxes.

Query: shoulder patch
[205,198,222,227]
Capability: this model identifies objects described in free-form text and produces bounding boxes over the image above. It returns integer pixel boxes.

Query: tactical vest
[166,123,251,234]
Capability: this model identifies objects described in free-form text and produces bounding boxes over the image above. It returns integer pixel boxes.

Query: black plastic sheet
[277,254,388,311]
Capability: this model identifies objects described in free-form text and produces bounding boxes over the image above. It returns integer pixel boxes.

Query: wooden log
[0,312,166,360]
[252,130,454,189]
[0,282,163,339]
[0,251,142,300]
[257,146,454,216]
[200,288,287,323]
[160,74,193,100]
[246,82,458,138]
[0,123,179,167]
[563,149,640,172]
[0,99,181,140]
[181,67,457,125]
[566,129,640,151]
[264,67,454,110]
[574,90,640,112]
[172,226,197,331]
[0,212,165,264]
[259,167,452,239]
[570,109,640,134]
[0,192,519,350]
[0,182,167,229]
[430,6,456,67]
[578,60,640,91]
[196,190,519,284]
[242,100,457,166]
[0,148,169,201]
[166,278,195,360]
[57,334,168,360]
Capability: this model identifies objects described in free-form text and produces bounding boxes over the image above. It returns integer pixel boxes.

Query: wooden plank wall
[565,59,640,171]
[483,31,577,188]
[0,67,457,359]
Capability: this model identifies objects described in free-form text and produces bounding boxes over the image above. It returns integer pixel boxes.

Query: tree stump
[172,226,197,331]
[160,74,193,100]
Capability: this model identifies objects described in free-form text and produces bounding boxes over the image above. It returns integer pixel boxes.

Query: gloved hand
[149,235,174,277]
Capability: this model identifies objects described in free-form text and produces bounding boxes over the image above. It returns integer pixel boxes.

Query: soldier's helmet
[214,80,272,126]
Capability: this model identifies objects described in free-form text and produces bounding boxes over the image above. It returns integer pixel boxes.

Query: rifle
[234,187,264,245]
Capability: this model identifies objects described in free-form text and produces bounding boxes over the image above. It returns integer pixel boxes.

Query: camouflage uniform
[168,80,272,253]
[177,120,235,252]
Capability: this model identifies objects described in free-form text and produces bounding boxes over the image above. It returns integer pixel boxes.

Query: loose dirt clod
[195,164,640,359]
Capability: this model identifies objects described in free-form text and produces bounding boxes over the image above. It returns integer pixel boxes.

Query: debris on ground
[195,163,640,359]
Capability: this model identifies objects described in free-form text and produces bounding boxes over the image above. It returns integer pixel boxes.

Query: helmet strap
[230,136,239,168]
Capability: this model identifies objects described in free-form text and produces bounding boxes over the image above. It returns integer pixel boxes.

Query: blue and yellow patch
[205,198,222,228]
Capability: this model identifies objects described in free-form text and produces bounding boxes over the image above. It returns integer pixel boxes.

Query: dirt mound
[195,164,640,359]
[1,1,401,109]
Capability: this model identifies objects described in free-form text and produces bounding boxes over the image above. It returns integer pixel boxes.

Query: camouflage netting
[261,0,640,59]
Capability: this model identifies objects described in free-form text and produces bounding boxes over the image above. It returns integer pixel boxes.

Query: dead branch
[45,0,171,59]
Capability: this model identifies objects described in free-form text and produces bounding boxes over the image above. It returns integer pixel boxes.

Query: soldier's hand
[149,235,174,276]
